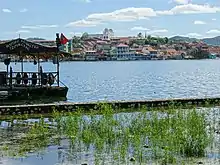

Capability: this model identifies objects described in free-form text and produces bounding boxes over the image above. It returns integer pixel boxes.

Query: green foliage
[81,32,89,40]
[132,34,169,46]
[190,48,210,59]
[71,36,83,48]
[0,105,215,164]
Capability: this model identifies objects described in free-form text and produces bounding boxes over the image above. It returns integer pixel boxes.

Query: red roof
[117,43,129,47]
[119,37,129,40]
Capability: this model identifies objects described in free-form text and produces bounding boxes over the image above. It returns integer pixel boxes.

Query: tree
[164,37,169,44]
[81,32,89,40]
[135,39,145,45]
[144,39,149,45]
[157,37,165,44]
[190,48,209,59]
[129,40,135,47]
[72,36,82,48]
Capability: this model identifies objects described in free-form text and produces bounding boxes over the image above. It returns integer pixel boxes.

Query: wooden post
[21,57,23,73]
[6,65,8,78]
[40,66,42,86]
[6,55,9,80]
[19,50,24,84]
[57,55,60,87]
[9,67,12,88]
[37,53,40,85]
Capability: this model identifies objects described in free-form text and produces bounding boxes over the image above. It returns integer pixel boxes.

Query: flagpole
[55,33,68,87]
[56,33,60,87]
[57,53,59,87]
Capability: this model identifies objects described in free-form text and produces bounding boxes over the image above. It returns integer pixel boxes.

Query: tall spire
[145,31,147,38]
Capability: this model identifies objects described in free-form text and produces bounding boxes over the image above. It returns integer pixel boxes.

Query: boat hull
[0,86,68,104]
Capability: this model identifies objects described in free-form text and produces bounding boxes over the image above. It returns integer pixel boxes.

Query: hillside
[202,36,220,46]
[169,36,199,43]
[169,35,220,46]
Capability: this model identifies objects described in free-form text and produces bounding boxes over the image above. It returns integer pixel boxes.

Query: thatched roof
[0,38,71,58]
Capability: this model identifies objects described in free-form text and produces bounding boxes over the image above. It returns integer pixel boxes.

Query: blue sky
[1,0,220,40]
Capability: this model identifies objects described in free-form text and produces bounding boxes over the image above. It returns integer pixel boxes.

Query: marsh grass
[0,104,216,164]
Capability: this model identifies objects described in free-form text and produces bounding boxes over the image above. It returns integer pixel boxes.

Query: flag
[60,33,68,45]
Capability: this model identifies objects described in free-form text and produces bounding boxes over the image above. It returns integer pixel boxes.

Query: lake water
[3,60,220,102]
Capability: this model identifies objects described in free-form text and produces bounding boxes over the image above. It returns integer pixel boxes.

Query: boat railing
[3,71,59,87]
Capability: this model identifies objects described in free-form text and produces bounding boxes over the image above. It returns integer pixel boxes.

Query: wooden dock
[0,97,220,115]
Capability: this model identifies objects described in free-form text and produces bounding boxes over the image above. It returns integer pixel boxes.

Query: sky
[0,0,220,40]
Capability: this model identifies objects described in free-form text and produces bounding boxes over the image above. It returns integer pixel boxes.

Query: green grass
[0,104,215,164]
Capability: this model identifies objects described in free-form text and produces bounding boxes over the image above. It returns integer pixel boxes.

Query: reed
[0,104,216,164]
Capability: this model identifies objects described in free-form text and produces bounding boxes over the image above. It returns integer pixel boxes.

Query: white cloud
[158,4,220,15]
[2,9,11,13]
[194,20,206,25]
[73,0,91,3]
[82,0,91,2]
[186,33,202,37]
[66,3,220,26]
[21,25,58,29]
[156,10,173,15]
[4,30,31,35]
[86,7,156,22]
[20,8,28,13]
[36,25,58,28]
[148,29,168,34]
[172,0,191,5]
[66,19,101,27]
[16,30,31,34]
[212,18,217,21]
[131,26,168,34]
[173,4,220,14]
[130,26,150,31]
[206,29,220,34]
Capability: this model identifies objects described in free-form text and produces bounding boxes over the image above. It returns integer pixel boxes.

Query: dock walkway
[0,97,220,115]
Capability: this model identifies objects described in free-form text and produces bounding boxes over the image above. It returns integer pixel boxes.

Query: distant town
[1,28,220,61]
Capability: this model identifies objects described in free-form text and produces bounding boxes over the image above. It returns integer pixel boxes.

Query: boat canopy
[0,38,70,58]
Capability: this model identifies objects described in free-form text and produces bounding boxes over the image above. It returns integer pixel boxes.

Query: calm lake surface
[4,60,220,102]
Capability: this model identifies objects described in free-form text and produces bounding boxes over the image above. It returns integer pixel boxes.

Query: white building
[115,44,139,61]
[116,43,129,54]
[84,50,98,61]
[87,28,114,40]
[103,28,114,40]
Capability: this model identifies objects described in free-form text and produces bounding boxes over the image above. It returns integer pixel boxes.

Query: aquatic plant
[0,104,217,164]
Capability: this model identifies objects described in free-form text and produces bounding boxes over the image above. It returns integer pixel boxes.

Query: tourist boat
[0,37,70,104]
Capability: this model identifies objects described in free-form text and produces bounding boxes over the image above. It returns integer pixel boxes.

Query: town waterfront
[5,59,220,102]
